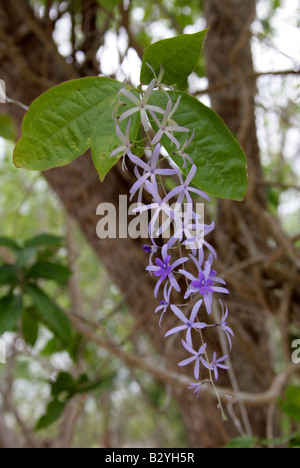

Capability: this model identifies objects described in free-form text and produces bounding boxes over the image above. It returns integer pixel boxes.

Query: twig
[151,0,184,34]
[13,0,79,80]
[192,69,300,96]
[212,299,253,436]
[0,28,53,88]
[258,180,300,192]
[5,97,29,111]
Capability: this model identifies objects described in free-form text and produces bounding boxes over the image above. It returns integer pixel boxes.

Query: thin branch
[193,69,300,96]
[5,97,29,111]
[0,28,54,88]
[212,300,253,436]
[258,180,300,191]
[151,0,184,34]
[13,0,79,80]
[65,309,300,407]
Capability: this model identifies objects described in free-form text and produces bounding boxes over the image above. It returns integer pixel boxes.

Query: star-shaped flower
[119,80,165,132]
[165,300,207,346]
[178,340,208,380]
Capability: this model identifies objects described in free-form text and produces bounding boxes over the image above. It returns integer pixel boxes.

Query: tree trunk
[0,0,284,448]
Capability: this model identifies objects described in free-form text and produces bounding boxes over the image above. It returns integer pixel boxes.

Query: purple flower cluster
[111,67,234,403]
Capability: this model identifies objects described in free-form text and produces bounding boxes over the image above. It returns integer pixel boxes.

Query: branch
[13,0,79,81]
[65,309,300,407]
[5,96,29,111]
[258,180,300,192]
[193,69,300,96]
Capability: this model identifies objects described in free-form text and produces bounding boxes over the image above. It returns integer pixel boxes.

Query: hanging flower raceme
[111,67,234,418]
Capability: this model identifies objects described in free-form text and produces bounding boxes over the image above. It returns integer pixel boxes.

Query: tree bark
[0,0,285,448]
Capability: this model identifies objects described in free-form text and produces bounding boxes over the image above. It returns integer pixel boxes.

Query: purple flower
[164,164,210,205]
[218,300,234,351]
[171,205,198,243]
[112,66,233,398]
[165,300,207,346]
[183,220,216,257]
[129,144,177,201]
[172,130,195,169]
[110,119,133,171]
[119,79,165,131]
[146,243,188,297]
[180,252,229,314]
[143,240,159,266]
[204,352,229,380]
[188,382,202,399]
[133,181,181,239]
[155,283,172,327]
[149,96,189,149]
[178,340,208,380]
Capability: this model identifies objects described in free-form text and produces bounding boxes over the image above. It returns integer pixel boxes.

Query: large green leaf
[140,30,208,85]
[0,295,23,335]
[91,100,141,181]
[26,284,71,344]
[0,113,17,141]
[151,91,248,200]
[13,77,122,171]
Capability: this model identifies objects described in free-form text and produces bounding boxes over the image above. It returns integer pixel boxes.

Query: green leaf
[21,309,39,347]
[36,399,66,431]
[25,234,64,249]
[0,265,19,286]
[0,113,17,141]
[151,90,248,200]
[140,30,208,85]
[13,77,122,171]
[91,100,141,181]
[260,435,295,447]
[27,261,72,284]
[51,372,76,397]
[224,436,258,448]
[26,284,71,344]
[15,247,37,267]
[41,337,63,356]
[279,386,300,422]
[0,295,23,335]
[0,237,21,251]
[289,433,300,448]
